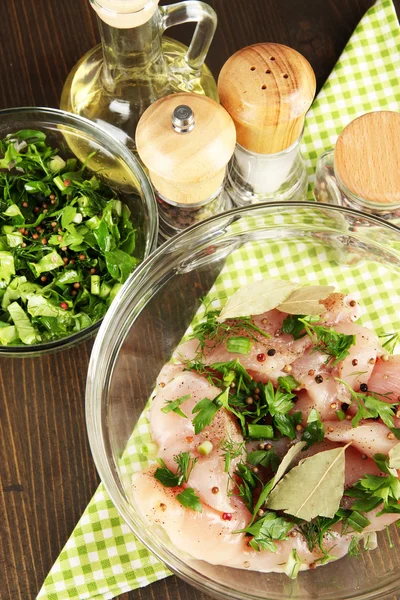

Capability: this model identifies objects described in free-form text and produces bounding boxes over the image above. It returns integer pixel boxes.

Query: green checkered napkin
[37,1,400,598]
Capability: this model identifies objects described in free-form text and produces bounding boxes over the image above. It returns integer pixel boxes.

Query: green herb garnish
[301,409,325,448]
[226,336,252,355]
[191,396,222,434]
[336,379,396,429]
[282,314,307,340]
[0,130,138,345]
[154,452,197,488]
[176,488,202,512]
[190,307,269,356]
[220,438,244,473]
[161,394,190,418]
[239,511,293,552]
[300,319,356,365]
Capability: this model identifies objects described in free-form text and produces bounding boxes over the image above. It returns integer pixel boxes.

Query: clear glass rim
[86,201,400,600]
[0,106,158,356]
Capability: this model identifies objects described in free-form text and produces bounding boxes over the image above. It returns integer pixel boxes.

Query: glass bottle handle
[160,1,217,72]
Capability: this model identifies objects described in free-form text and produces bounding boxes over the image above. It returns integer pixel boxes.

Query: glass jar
[314,111,400,226]
[61,0,218,142]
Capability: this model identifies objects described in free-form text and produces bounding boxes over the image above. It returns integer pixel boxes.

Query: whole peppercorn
[63,257,69,265]
[63,179,71,187]
[256,353,266,362]
[79,254,86,261]
[41,238,47,245]
[34,206,40,213]
[341,403,350,412]
[90,267,97,275]
[73,282,80,289]
[71,290,77,296]
[40,275,47,283]
[32,233,39,240]
[360,383,368,393]
[22,201,28,208]
[60,302,68,310]
[315,374,324,384]
[267,348,276,356]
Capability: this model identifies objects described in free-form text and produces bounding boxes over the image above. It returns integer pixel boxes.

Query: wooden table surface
[1,1,399,599]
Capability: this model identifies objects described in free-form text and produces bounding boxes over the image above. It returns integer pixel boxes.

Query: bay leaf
[389,443,400,469]
[219,279,298,321]
[250,441,306,525]
[273,441,307,486]
[267,445,348,521]
[277,285,335,316]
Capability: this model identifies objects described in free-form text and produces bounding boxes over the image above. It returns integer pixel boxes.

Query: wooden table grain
[0,1,399,599]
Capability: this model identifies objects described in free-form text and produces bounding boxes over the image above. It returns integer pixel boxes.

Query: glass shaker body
[156,186,232,240]
[225,136,308,206]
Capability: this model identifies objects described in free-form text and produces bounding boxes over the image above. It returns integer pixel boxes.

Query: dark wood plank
[0,1,399,599]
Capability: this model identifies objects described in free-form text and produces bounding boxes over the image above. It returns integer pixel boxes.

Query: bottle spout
[90,0,160,28]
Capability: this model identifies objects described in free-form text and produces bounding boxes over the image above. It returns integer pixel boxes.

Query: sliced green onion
[99,281,112,299]
[65,158,77,171]
[226,336,252,355]
[91,275,100,295]
[141,442,159,458]
[347,510,371,533]
[109,283,122,301]
[48,155,66,172]
[336,409,346,421]
[247,424,274,439]
[53,175,68,192]
[72,212,83,224]
[197,441,213,456]
[363,531,377,550]
[284,549,302,579]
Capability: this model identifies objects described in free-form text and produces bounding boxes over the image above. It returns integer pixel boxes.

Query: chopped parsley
[301,409,324,448]
[176,488,202,512]
[239,511,293,552]
[300,319,356,365]
[154,452,197,487]
[0,129,139,345]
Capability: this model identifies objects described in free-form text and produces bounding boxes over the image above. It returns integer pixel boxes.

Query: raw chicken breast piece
[324,421,398,458]
[368,355,400,400]
[150,371,244,513]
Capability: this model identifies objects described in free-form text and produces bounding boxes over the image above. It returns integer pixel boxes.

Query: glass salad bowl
[86,203,400,600]
[0,107,157,356]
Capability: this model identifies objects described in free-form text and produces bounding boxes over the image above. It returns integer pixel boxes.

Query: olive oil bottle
[61,0,218,146]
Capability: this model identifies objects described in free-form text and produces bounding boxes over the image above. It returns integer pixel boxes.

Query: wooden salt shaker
[315,111,400,222]
[136,92,236,239]
[218,43,316,204]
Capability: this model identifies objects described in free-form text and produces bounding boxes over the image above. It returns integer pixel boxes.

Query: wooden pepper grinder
[136,92,236,239]
[218,43,316,205]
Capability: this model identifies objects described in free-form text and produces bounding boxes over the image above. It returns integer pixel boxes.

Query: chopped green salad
[0,129,138,346]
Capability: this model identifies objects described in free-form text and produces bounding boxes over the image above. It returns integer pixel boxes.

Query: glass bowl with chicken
[87,202,400,600]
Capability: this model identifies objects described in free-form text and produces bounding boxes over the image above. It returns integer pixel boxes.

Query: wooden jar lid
[136,93,236,205]
[218,43,316,154]
[334,111,400,205]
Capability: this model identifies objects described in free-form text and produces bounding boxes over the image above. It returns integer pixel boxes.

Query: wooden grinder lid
[218,43,316,154]
[136,93,236,205]
[334,111,400,205]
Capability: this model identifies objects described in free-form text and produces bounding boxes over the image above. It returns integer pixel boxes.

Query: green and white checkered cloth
[37,1,400,598]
